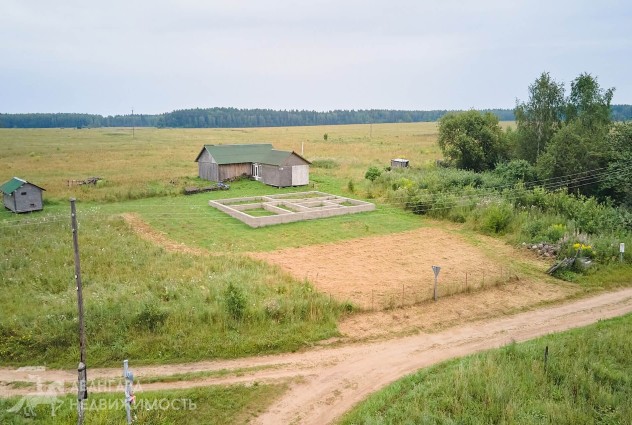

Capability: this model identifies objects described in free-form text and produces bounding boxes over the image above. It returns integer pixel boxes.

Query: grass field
[339,313,632,424]
[0,123,442,203]
[0,125,432,368]
[1,123,631,423]
[0,383,285,424]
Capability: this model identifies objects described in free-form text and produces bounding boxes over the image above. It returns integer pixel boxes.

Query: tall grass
[369,167,632,267]
[340,313,632,424]
[0,211,347,367]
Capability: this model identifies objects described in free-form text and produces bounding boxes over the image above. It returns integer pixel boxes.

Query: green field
[1,124,632,423]
[340,313,632,424]
[0,125,431,368]
[0,123,442,203]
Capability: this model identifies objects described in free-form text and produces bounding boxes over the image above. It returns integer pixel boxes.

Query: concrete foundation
[209,191,376,228]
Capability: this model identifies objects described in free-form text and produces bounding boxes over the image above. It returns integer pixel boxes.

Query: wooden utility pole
[70,199,87,424]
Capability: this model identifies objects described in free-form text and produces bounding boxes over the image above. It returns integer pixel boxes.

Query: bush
[311,159,339,169]
[494,159,537,184]
[477,202,514,234]
[225,283,247,321]
[135,303,169,332]
[365,166,382,181]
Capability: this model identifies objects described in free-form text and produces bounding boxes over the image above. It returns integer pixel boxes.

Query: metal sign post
[432,265,441,301]
[123,360,135,424]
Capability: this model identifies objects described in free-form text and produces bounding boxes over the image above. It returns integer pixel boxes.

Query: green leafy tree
[536,74,614,196]
[566,73,614,132]
[437,110,508,172]
[514,72,566,163]
[600,122,632,206]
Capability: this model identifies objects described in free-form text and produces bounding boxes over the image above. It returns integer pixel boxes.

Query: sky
[1,0,631,115]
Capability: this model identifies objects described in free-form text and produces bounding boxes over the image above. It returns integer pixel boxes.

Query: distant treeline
[1,105,631,129]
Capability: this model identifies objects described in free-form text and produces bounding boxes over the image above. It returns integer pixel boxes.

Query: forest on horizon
[1,105,631,129]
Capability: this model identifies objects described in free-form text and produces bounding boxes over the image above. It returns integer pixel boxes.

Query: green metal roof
[0,177,45,195]
[196,144,309,166]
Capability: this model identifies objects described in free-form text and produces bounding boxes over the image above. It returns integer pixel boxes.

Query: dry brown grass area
[251,224,581,340]
[250,226,552,309]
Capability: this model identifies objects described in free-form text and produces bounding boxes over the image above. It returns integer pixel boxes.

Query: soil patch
[250,227,555,309]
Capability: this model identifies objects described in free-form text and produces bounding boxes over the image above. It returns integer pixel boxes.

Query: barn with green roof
[194,144,310,187]
[1,177,45,213]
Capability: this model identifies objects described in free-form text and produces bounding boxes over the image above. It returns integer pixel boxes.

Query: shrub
[477,201,514,234]
[364,166,382,181]
[311,159,339,169]
[224,283,247,321]
[135,303,169,332]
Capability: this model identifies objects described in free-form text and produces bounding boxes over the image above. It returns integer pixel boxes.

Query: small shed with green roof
[194,144,310,187]
[1,177,45,213]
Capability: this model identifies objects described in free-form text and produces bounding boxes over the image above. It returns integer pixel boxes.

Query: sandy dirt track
[2,289,632,424]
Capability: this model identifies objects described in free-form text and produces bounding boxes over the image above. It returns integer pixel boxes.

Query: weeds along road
[2,288,632,424]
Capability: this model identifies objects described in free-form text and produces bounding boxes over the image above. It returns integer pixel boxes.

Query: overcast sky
[1,0,631,115]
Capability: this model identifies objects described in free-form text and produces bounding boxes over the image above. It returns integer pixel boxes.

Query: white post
[123,360,134,424]
[432,265,441,301]
[620,243,625,263]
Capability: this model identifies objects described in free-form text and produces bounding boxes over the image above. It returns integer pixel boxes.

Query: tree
[535,74,615,196]
[599,122,632,206]
[514,72,566,163]
[437,110,508,172]
[566,73,614,135]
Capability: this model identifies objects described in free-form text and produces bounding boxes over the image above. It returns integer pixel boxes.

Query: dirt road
[2,288,632,424]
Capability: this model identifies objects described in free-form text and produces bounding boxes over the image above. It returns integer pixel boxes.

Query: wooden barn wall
[199,162,219,181]
[197,150,218,181]
[283,153,310,166]
[261,164,280,187]
[218,163,251,181]
[262,165,293,187]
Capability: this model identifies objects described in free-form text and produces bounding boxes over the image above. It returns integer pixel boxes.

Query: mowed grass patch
[339,313,632,424]
[0,208,347,368]
[100,179,424,252]
[0,383,285,424]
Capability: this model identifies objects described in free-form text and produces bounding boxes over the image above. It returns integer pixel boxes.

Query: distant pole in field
[132,108,135,139]
[70,199,87,424]
[432,265,441,301]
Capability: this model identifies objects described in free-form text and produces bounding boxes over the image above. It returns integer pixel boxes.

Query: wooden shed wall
[3,193,15,212]
[283,153,310,166]
[8,184,43,213]
[218,163,251,181]
[261,165,292,187]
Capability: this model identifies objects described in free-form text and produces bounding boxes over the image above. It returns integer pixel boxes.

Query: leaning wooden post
[71,199,87,424]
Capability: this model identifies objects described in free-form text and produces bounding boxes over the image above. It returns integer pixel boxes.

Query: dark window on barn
[21,192,27,195]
